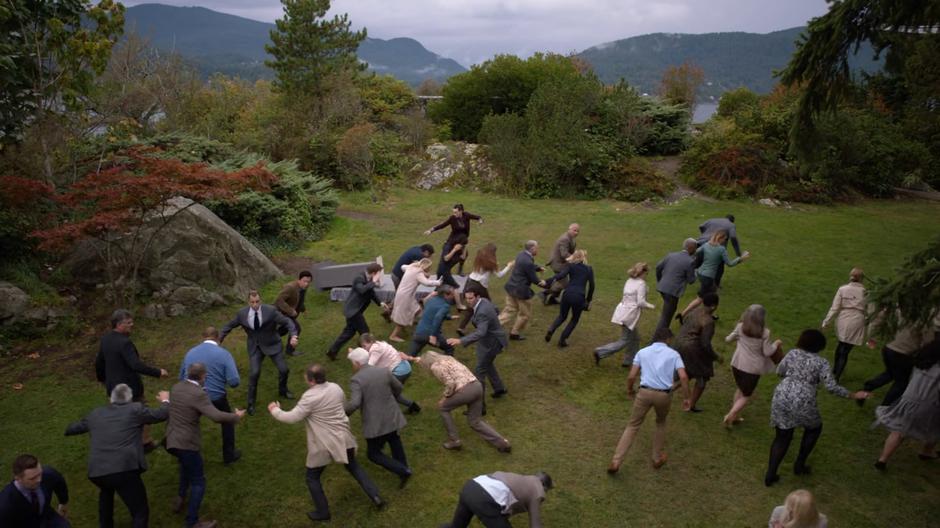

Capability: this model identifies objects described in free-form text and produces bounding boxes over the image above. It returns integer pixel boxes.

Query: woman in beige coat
[594,262,655,366]
[389,258,442,342]
[723,304,783,427]
[821,267,867,381]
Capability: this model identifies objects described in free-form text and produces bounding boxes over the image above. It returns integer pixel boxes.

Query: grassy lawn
[1,189,938,527]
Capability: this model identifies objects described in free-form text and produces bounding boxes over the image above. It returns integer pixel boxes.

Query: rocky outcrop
[66,197,281,318]
[0,282,75,330]
[410,142,500,190]
[0,282,30,326]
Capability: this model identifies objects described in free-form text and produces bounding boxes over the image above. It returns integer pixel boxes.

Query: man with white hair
[65,383,170,528]
[499,241,547,341]
[653,239,699,335]
[345,348,413,488]
[541,223,580,305]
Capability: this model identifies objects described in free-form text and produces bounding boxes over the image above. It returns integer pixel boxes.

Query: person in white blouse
[457,243,513,336]
[821,267,867,381]
[389,258,442,342]
[594,262,656,367]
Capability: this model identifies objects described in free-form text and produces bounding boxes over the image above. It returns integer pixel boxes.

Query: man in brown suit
[541,224,579,305]
[166,363,245,528]
[441,471,552,528]
[275,270,312,356]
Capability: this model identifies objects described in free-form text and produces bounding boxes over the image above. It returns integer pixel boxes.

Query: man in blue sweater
[180,327,242,464]
[407,285,456,357]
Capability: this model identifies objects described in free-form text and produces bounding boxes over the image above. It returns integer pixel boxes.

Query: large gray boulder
[0,282,30,326]
[66,197,281,318]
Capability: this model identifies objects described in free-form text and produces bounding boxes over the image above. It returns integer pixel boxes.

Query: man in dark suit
[95,309,168,450]
[391,244,435,288]
[448,289,510,412]
[345,348,413,488]
[653,238,698,335]
[220,290,299,415]
[166,363,245,528]
[327,263,388,361]
[65,383,170,528]
[0,454,70,528]
[498,240,546,340]
[275,270,313,356]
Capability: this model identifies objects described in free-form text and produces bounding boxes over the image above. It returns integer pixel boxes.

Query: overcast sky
[125,0,831,67]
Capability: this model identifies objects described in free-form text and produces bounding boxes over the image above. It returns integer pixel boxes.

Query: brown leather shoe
[496,440,512,453]
[442,440,463,450]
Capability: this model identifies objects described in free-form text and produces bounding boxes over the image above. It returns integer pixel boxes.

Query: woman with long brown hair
[456,243,513,335]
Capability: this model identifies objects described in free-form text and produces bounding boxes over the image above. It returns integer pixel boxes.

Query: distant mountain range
[577,27,881,99]
[123,3,466,85]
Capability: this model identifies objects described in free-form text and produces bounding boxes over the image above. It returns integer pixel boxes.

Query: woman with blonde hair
[389,258,441,342]
[594,262,655,366]
[543,249,595,348]
[722,304,783,427]
[821,267,867,381]
[456,243,513,336]
[678,230,750,322]
[768,489,828,528]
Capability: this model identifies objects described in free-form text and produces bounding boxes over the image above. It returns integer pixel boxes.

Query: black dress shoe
[307,511,331,522]
[407,402,422,414]
[509,334,525,341]
[282,391,295,400]
[593,351,601,366]
[326,350,338,361]
[544,332,552,343]
[793,465,811,475]
[491,389,508,399]
[557,341,568,348]
[287,349,305,357]
[143,441,157,454]
[764,473,780,487]
[399,471,412,489]
[224,449,242,465]
[874,461,887,471]
[247,404,256,416]
[456,328,466,337]
[372,495,386,510]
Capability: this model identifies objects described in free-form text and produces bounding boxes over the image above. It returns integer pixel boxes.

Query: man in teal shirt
[407,285,456,356]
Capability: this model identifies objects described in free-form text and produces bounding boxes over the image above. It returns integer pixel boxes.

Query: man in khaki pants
[607,327,690,474]
[498,240,546,340]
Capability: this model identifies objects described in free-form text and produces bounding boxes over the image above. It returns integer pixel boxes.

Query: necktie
[29,489,40,516]
[253,310,260,330]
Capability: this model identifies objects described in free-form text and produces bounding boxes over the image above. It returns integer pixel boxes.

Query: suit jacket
[220,304,297,356]
[460,298,508,353]
[344,365,406,439]
[655,250,697,298]
[65,401,169,478]
[343,273,381,319]
[275,281,303,318]
[504,250,541,300]
[166,380,240,452]
[270,382,357,468]
[547,232,576,272]
[697,218,741,256]
[0,466,69,528]
[95,331,161,399]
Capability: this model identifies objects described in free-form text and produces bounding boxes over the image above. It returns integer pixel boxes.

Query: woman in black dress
[544,250,595,348]
[424,203,482,276]
[675,292,720,412]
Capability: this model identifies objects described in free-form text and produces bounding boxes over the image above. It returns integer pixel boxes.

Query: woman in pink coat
[389,258,441,342]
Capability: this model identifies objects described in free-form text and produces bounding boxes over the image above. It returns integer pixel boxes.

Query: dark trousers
[305,448,379,519]
[366,431,410,477]
[89,470,149,528]
[391,274,402,289]
[211,395,237,462]
[438,248,461,289]
[279,316,301,354]
[766,425,822,479]
[832,341,854,382]
[408,333,454,356]
[863,347,915,406]
[168,448,206,527]
[546,291,586,343]
[448,479,511,528]
[247,350,290,406]
[328,312,370,356]
[474,344,505,403]
[654,293,680,335]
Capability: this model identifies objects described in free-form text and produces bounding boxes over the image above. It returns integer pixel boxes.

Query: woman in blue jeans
[544,250,595,348]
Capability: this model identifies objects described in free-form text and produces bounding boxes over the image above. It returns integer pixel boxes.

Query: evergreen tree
[264,0,366,97]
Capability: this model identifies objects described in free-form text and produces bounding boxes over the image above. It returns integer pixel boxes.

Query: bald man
[541,223,580,305]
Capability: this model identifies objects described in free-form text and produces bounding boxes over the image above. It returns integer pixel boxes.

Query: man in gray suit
[653,238,698,335]
[166,363,245,528]
[220,290,298,415]
[696,214,742,287]
[344,348,413,488]
[541,223,579,305]
[499,240,547,340]
[448,289,510,411]
[65,383,169,528]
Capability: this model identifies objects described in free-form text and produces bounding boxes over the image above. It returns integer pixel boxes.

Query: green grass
[2,189,938,527]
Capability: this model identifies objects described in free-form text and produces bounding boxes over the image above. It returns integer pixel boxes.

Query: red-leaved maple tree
[32,147,278,305]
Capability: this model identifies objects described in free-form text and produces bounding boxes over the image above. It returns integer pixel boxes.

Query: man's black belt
[640,385,671,394]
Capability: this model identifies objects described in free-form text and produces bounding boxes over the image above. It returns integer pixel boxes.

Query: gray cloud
[124,0,830,67]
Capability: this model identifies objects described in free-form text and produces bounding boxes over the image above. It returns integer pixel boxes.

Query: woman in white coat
[594,262,655,366]
[389,258,441,342]
[821,267,867,381]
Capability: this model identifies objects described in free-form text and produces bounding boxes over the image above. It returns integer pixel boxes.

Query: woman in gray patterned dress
[764,329,869,486]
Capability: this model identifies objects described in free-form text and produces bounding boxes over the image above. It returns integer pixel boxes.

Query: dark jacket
[65,401,169,478]
[504,250,542,300]
[546,263,595,302]
[220,304,297,356]
[95,331,161,399]
[0,466,69,528]
[430,212,481,246]
[343,273,381,319]
[392,246,425,281]
[166,380,240,452]
[460,298,508,353]
[344,365,407,439]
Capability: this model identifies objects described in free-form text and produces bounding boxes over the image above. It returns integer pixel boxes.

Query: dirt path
[648,156,714,203]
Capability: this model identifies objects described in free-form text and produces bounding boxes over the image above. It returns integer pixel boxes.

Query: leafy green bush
[587,158,676,201]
